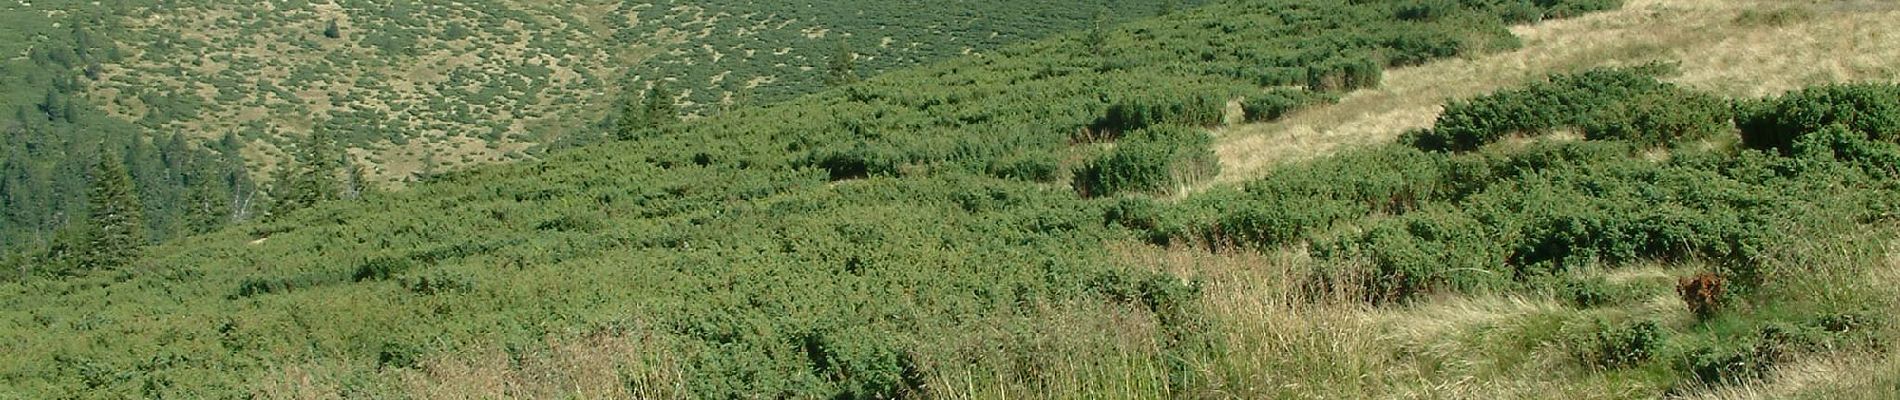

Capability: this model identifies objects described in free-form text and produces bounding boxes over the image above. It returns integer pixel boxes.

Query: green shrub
[809,142,904,181]
[1679,316,1886,387]
[1792,124,1900,175]
[1394,0,1459,22]
[1318,209,1509,303]
[1092,91,1229,137]
[1192,145,1455,248]
[1414,65,1675,151]
[1543,0,1623,19]
[400,270,475,295]
[1491,2,1548,24]
[987,152,1062,183]
[1305,55,1382,92]
[1241,88,1332,122]
[1581,89,1733,147]
[1105,196,1165,231]
[1562,276,1637,308]
[1680,336,1780,386]
[352,256,414,282]
[1074,125,1218,197]
[1214,195,1362,248]
[1733,7,1814,27]
[798,331,927,399]
[376,340,422,369]
[534,214,604,232]
[1382,27,1470,66]
[1737,83,1900,153]
[1582,319,1666,369]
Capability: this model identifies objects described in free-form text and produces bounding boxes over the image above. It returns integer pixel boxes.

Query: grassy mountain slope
[1210,0,1900,185]
[0,0,1199,255]
[72,0,1201,183]
[0,0,1619,397]
[8,0,1900,399]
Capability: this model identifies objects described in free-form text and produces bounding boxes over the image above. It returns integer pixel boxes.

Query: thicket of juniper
[17,0,1897,398]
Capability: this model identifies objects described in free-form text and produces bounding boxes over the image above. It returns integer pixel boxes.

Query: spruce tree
[615,89,649,140]
[82,149,143,270]
[273,130,341,215]
[616,83,679,140]
[825,40,859,87]
[642,84,679,128]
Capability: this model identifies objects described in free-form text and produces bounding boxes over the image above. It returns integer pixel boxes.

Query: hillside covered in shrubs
[0,0,1204,257]
[7,0,1900,398]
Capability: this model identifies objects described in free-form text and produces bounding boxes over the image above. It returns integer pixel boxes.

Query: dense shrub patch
[1242,89,1336,122]
[1305,55,1384,92]
[1737,83,1900,153]
[1408,65,1676,151]
[1092,90,1230,137]
[1075,125,1219,196]
[1581,89,1734,147]
[1582,319,1667,369]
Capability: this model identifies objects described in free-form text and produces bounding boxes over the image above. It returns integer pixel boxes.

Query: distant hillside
[79,0,1203,181]
[0,0,1195,253]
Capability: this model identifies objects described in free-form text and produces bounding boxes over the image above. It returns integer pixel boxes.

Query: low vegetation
[0,0,1205,256]
[7,0,1900,398]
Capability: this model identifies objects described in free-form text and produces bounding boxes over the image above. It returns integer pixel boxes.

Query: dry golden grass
[1109,243,1642,398]
[1105,241,1900,399]
[1677,354,1895,400]
[923,303,1175,400]
[252,363,348,400]
[396,330,688,399]
[1208,0,1900,187]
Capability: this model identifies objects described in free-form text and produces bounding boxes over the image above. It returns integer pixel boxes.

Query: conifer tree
[617,83,679,140]
[616,90,646,137]
[643,84,679,128]
[81,149,142,270]
[825,40,859,87]
[273,130,341,215]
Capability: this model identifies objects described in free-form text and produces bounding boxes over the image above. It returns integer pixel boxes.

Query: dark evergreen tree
[124,136,174,240]
[615,90,649,139]
[825,40,860,87]
[182,172,230,234]
[273,129,342,215]
[323,20,342,39]
[616,83,679,140]
[81,149,143,270]
[642,84,679,128]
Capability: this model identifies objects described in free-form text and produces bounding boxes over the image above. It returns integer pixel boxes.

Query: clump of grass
[1733,8,1814,28]
[1581,319,1668,369]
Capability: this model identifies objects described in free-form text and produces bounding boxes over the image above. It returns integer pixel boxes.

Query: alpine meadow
[4,0,1900,399]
